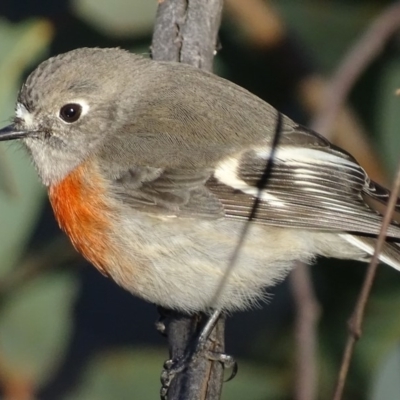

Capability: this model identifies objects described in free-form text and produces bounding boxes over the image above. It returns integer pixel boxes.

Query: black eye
[59,103,82,123]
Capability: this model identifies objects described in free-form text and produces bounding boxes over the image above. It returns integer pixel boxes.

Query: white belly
[103,209,361,312]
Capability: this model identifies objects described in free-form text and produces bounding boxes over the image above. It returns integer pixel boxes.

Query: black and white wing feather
[210,126,400,240]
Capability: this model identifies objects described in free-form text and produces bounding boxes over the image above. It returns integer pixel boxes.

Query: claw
[160,354,190,399]
[205,350,238,381]
[225,359,238,382]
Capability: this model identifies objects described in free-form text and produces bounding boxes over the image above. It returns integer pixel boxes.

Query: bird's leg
[199,310,237,381]
[160,309,237,399]
[196,309,222,350]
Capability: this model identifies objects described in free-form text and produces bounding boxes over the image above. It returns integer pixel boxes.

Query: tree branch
[290,263,320,400]
[151,1,224,399]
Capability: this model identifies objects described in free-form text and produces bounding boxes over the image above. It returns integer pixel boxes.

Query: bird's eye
[59,103,82,123]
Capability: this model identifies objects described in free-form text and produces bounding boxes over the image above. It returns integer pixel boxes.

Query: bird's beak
[0,125,29,141]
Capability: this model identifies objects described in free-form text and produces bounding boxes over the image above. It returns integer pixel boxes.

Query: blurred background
[1,0,400,399]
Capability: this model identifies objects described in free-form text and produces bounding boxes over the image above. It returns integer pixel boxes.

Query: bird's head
[0,47,150,186]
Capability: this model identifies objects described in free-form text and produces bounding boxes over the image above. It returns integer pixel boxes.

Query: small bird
[1,47,400,313]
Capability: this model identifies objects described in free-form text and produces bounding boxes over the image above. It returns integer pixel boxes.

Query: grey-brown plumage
[1,47,400,312]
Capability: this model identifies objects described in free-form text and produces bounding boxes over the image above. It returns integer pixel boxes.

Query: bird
[0,47,400,314]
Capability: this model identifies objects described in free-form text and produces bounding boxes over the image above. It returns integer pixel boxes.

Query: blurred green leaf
[72,0,157,38]
[370,343,400,400]
[0,18,53,121]
[278,1,379,73]
[223,362,284,400]
[356,288,400,374]
[375,58,400,174]
[66,348,163,400]
[0,271,77,385]
[0,18,53,276]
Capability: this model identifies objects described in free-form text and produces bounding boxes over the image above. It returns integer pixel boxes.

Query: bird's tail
[363,180,400,224]
[341,234,400,271]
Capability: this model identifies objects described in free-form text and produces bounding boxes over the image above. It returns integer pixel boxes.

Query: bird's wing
[108,123,400,239]
[110,166,225,218]
[208,126,400,239]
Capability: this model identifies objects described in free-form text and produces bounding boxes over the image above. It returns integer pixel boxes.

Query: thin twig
[332,159,400,400]
[290,263,320,400]
[0,237,78,399]
[312,2,400,137]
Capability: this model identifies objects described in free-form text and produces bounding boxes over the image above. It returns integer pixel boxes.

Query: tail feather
[363,180,400,225]
[365,181,400,209]
[340,234,400,271]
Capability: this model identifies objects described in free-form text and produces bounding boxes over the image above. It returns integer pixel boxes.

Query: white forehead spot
[15,102,34,127]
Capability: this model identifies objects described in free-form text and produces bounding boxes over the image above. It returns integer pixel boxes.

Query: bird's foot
[160,345,237,399]
[205,350,238,381]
